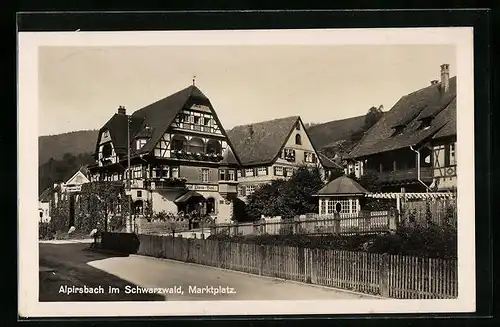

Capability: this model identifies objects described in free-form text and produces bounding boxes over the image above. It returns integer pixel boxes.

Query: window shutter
[273,166,277,175]
[209,170,213,182]
[253,168,258,176]
[241,186,246,197]
[265,167,269,175]
[444,145,450,166]
[304,152,307,162]
[313,154,317,163]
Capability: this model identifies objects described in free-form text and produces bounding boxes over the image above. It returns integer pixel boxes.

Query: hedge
[207,225,457,259]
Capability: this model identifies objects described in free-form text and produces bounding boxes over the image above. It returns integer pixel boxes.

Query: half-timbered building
[346,64,457,192]
[225,116,332,201]
[88,85,241,224]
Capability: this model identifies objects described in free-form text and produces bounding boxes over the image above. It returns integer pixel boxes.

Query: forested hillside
[38,152,95,194]
[38,130,99,165]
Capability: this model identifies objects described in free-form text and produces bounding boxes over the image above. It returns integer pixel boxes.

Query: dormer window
[391,125,405,137]
[419,117,433,130]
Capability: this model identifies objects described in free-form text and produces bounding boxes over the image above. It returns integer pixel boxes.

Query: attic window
[295,134,302,145]
[419,117,433,130]
[391,125,405,137]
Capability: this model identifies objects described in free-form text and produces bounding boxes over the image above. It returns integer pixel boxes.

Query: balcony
[170,150,223,163]
[377,167,433,184]
[144,177,187,190]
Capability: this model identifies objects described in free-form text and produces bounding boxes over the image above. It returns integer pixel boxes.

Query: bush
[206,225,457,259]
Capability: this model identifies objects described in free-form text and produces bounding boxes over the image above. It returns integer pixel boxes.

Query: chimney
[440,64,450,93]
[430,80,439,85]
[247,124,254,137]
[117,106,126,115]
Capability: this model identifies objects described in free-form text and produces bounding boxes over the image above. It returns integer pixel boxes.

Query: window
[320,199,326,215]
[172,135,188,151]
[238,186,246,197]
[171,167,179,178]
[246,185,256,195]
[132,166,142,179]
[228,170,235,181]
[257,167,267,176]
[237,170,242,178]
[201,169,210,182]
[219,169,226,181]
[189,137,205,154]
[283,148,296,162]
[296,122,301,130]
[449,143,456,165]
[327,200,335,214]
[245,169,254,177]
[304,152,316,163]
[274,166,284,176]
[101,143,113,158]
[206,140,222,155]
[284,167,294,177]
[137,191,142,198]
[295,134,302,145]
[136,138,147,150]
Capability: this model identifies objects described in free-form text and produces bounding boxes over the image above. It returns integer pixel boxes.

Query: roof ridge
[229,115,299,130]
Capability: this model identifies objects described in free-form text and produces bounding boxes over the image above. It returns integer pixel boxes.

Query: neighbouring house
[38,186,55,223]
[87,85,242,224]
[45,166,91,228]
[225,116,330,201]
[346,64,457,192]
[313,175,368,216]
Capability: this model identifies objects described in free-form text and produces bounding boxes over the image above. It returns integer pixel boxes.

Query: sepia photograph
[18,27,475,317]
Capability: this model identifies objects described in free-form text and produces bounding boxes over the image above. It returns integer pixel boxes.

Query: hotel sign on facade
[186,184,219,192]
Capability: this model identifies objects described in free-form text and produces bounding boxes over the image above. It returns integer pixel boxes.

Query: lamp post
[127,110,133,233]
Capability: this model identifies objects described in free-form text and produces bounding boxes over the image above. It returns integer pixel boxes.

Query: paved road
[39,241,376,301]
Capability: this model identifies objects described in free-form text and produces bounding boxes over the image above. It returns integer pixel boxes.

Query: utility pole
[127,110,133,233]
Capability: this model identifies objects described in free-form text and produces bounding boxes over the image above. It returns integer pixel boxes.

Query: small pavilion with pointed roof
[313,175,369,215]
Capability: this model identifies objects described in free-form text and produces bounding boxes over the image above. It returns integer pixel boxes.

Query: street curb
[129,254,386,300]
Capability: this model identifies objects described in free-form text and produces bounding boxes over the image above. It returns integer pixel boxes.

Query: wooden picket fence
[137,235,458,299]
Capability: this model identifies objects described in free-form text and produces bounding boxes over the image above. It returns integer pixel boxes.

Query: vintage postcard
[18,27,475,317]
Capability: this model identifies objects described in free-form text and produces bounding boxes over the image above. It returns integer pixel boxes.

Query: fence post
[333,213,341,234]
[310,248,317,284]
[259,244,265,275]
[379,253,390,297]
[305,248,312,283]
[388,208,397,232]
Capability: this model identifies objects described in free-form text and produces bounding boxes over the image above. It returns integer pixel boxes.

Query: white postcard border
[18,27,475,317]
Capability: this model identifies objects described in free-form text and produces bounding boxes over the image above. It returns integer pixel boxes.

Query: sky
[38,45,455,136]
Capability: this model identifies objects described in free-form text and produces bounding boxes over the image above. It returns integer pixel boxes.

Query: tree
[349,105,384,143]
[245,179,287,220]
[244,165,325,221]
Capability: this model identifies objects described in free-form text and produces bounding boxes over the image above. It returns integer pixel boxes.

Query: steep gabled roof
[39,186,55,202]
[97,113,143,158]
[315,175,368,196]
[130,85,210,156]
[226,116,300,166]
[307,115,367,150]
[317,153,343,169]
[347,76,456,159]
[95,85,242,166]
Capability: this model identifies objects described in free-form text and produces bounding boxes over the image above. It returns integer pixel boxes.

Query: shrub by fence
[401,198,457,227]
[137,235,458,299]
[100,232,140,254]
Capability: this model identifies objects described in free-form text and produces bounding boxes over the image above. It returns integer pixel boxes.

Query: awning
[366,192,456,200]
[174,191,206,204]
